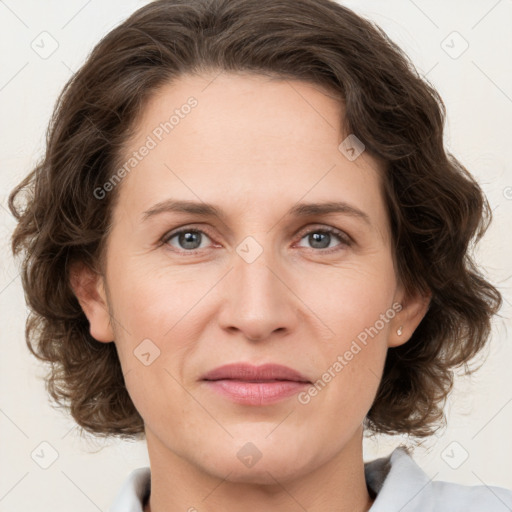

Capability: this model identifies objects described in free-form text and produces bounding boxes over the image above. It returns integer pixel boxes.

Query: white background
[1,0,511,510]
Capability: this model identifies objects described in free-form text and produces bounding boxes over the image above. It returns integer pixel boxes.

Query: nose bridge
[233,234,284,306]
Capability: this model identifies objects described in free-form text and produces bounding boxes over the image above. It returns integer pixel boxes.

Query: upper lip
[201,363,311,383]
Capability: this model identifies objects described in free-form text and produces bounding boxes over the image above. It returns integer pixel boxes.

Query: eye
[295,226,351,253]
[162,228,214,252]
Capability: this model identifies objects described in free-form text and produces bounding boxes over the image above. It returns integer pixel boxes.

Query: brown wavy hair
[9,0,502,440]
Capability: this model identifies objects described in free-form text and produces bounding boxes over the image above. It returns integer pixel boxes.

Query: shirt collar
[365,445,434,512]
[109,467,150,512]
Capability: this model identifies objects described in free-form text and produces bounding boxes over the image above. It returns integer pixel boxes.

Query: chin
[197,448,315,486]
[212,461,306,485]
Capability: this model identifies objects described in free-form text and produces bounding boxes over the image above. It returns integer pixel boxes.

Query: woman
[9,0,511,510]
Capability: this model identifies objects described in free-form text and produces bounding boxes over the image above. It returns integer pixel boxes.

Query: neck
[143,425,375,512]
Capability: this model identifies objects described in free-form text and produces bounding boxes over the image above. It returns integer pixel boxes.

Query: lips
[201,363,311,383]
[201,363,312,406]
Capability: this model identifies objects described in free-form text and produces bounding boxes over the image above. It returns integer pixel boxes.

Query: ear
[69,262,114,343]
[388,285,431,348]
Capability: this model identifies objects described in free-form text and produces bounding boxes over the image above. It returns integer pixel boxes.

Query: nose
[216,245,299,342]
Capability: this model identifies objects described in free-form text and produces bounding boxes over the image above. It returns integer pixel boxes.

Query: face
[74,72,429,484]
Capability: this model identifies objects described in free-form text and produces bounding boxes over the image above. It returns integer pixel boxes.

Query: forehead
[111,72,387,236]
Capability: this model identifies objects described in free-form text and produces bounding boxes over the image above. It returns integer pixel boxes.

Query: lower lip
[203,379,309,405]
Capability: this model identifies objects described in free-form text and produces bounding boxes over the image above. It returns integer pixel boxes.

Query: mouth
[201,363,311,405]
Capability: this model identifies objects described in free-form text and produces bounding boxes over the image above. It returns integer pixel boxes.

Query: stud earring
[397,326,403,336]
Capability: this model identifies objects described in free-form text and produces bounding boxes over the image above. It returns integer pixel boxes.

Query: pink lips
[201,363,311,406]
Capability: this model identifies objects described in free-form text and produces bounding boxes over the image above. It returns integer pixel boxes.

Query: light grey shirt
[109,446,512,511]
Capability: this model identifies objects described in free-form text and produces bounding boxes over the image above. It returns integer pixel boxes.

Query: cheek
[108,257,200,337]
[107,269,193,421]
[295,257,397,334]
[294,261,395,405]
[299,310,390,441]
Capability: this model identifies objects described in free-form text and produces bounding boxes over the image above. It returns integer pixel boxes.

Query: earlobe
[389,288,431,348]
[69,262,115,343]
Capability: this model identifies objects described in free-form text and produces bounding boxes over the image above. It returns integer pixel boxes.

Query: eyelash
[160,224,352,255]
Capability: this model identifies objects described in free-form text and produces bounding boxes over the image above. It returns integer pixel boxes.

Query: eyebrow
[141,199,372,227]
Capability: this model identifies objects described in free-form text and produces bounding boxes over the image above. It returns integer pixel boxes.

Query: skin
[71,72,431,512]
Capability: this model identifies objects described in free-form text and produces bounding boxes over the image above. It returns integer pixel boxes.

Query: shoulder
[365,446,512,512]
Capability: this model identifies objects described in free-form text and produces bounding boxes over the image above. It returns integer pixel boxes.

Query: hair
[9,0,502,441]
